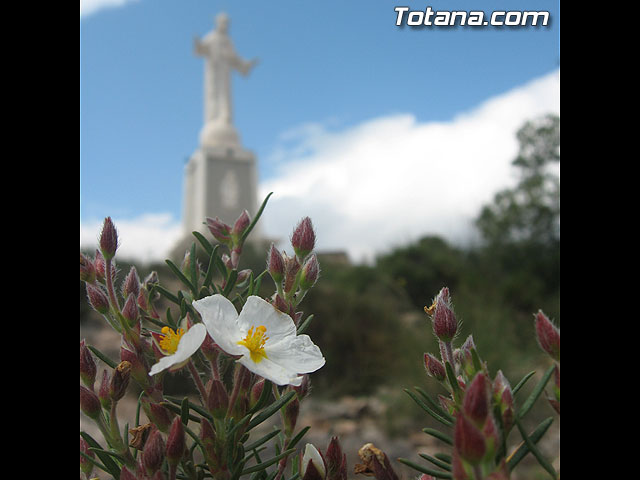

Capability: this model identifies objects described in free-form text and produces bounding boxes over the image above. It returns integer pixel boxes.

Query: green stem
[188,360,208,406]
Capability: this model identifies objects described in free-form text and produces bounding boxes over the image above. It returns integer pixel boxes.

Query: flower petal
[237,355,304,386]
[149,323,207,376]
[192,294,245,356]
[236,296,297,344]
[265,334,325,374]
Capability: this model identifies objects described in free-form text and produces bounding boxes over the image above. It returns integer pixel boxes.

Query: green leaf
[87,345,118,369]
[397,458,452,479]
[241,448,296,475]
[286,425,311,449]
[165,396,214,423]
[296,314,314,335]
[404,389,453,427]
[241,192,273,244]
[507,417,554,471]
[181,396,191,426]
[418,453,452,472]
[192,230,214,256]
[203,244,220,290]
[152,284,181,306]
[244,429,281,452]
[223,269,239,297]
[248,390,296,430]
[513,417,557,479]
[422,427,453,446]
[160,401,203,424]
[80,431,121,478]
[166,258,197,294]
[190,242,199,290]
[513,370,536,396]
[414,386,455,423]
[517,364,555,419]
[246,380,273,415]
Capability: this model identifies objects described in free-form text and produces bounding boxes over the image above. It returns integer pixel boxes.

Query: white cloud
[79,70,559,265]
[80,213,182,265]
[259,69,560,263]
[80,0,138,18]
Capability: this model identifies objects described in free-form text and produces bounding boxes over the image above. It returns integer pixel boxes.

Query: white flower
[302,443,326,479]
[192,294,325,386]
[148,319,207,376]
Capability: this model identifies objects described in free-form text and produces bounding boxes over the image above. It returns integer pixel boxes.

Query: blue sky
[80,0,560,263]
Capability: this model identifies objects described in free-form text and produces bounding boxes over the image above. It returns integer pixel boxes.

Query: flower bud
[231,209,251,239]
[462,372,489,426]
[122,293,139,327]
[142,399,175,433]
[99,216,118,260]
[283,254,301,294]
[302,443,326,480]
[300,254,320,290]
[199,418,217,463]
[80,436,95,475]
[207,379,229,418]
[86,283,110,314]
[80,340,97,388]
[180,249,201,279]
[80,253,96,284]
[492,370,514,432]
[142,428,165,475]
[267,243,285,285]
[121,266,140,300]
[249,379,266,409]
[110,361,132,402]
[80,385,102,420]
[431,288,458,342]
[294,374,311,399]
[454,413,485,464]
[166,417,186,466]
[119,466,138,480]
[534,310,560,362]
[291,217,315,260]
[98,369,112,410]
[325,437,347,480]
[206,216,232,245]
[283,394,300,436]
[423,353,446,381]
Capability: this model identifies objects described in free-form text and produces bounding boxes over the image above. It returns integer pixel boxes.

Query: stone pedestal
[172,143,261,260]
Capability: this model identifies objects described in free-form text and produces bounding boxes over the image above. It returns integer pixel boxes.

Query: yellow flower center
[237,325,269,363]
[159,326,185,354]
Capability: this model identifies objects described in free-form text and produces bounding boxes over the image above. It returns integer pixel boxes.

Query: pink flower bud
[424,353,446,381]
[300,254,320,290]
[109,361,132,402]
[454,413,486,464]
[283,394,300,436]
[231,209,251,238]
[142,428,165,475]
[80,253,96,284]
[206,217,232,245]
[325,437,347,480]
[80,385,102,419]
[80,340,97,388]
[207,379,229,419]
[249,379,266,408]
[166,417,186,465]
[463,372,489,426]
[98,369,111,410]
[283,254,301,294]
[142,399,175,433]
[85,283,110,314]
[99,216,118,260]
[122,293,139,326]
[535,310,560,361]
[121,266,140,299]
[267,243,285,284]
[431,288,458,342]
[119,466,137,480]
[199,418,217,462]
[291,217,316,260]
[80,436,95,475]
